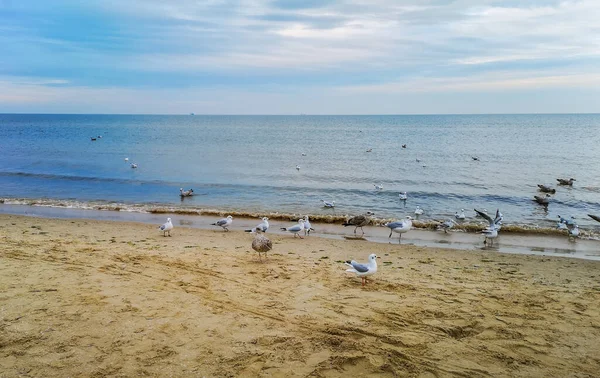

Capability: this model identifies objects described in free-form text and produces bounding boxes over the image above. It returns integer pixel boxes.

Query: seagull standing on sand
[557,178,575,186]
[342,211,375,236]
[159,218,173,237]
[211,215,233,231]
[398,192,408,201]
[414,206,424,216]
[280,219,305,238]
[345,253,378,286]
[455,209,466,220]
[303,215,314,236]
[385,216,413,243]
[322,200,335,208]
[245,217,269,233]
[251,229,272,261]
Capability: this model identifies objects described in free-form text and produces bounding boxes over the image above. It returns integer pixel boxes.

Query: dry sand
[1,214,600,377]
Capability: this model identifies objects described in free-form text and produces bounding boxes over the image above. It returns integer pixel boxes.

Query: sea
[1,113,600,234]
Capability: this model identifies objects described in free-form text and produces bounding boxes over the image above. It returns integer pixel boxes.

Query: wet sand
[1,214,600,377]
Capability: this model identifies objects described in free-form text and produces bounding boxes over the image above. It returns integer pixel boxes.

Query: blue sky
[0,0,598,114]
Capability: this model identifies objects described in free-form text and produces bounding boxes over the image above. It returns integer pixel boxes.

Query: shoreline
[1,213,600,376]
[2,203,600,261]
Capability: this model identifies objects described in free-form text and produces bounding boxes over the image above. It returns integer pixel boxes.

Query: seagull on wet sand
[568,225,579,240]
[474,208,503,231]
[245,217,269,233]
[342,211,375,236]
[211,215,233,231]
[345,253,379,286]
[280,219,305,238]
[482,228,498,246]
[303,215,314,236]
[159,218,173,237]
[251,229,272,261]
[385,216,413,243]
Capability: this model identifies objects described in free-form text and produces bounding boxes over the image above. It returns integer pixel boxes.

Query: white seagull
[374,184,383,190]
[414,206,424,216]
[385,216,413,243]
[296,165,300,171]
[455,209,466,220]
[159,218,173,237]
[280,219,305,238]
[245,217,269,233]
[130,163,138,169]
[398,192,408,201]
[303,215,314,236]
[322,200,335,208]
[474,208,503,231]
[211,215,233,231]
[482,228,498,246]
[124,157,129,161]
[568,225,579,240]
[438,219,457,233]
[345,253,379,286]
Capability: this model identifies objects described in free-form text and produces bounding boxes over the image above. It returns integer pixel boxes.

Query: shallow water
[1,114,600,231]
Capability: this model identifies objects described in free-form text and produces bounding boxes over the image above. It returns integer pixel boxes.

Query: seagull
[482,228,498,246]
[455,209,466,220]
[402,144,407,148]
[557,222,568,230]
[373,184,383,191]
[415,158,421,163]
[342,211,375,236]
[179,188,194,197]
[159,218,173,237]
[385,216,413,243]
[211,215,233,231]
[90,137,97,141]
[438,219,457,233]
[557,178,576,186]
[557,215,576,228]
[251,229,272,261]
[534,194,550,206]
[322,200,335,208]
[366,148,372,152]
[537,184,556,194]
[130,163,138,169]
[474,208,503,231]
[474,208,488,218]
[398,192,408,201]
[345,253,378,286]
[280,219,305,238]
[303,215,314,236]
[296,165,300,171]
[588,214,600,223]
[414,206,423,216]
[245,217,269,233]
[124,157,129,161]
[568,225,579,240]
[301,153,306,156]
[472,156,479,161]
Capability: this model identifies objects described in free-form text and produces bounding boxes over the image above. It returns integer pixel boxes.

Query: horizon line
[1,112,599,116]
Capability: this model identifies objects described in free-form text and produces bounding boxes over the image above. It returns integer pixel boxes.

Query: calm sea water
[1,114,600,230]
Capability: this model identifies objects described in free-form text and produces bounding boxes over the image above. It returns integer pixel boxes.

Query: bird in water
[342,211,375,237]
[568,225,579,241]
[556,178,575,186]
[455,209,466,220]
[322,200,335,208]
[398,192,408,201]
[158,218,173,237]
[438,219,457,233]
[179,188,194,197]
[211,215,233,231]
[130,163,138,169]
[537,184,556,194]
[345,253,379,286]
[251,229,272,261]
[533,194,550,206]
[414,206,424,216]
[373,184,383,191]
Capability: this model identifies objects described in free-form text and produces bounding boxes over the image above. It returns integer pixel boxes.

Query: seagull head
[227,215,233,220]
[366,211,375,216]
[405,216,413,220]
[368,253,378,261]
[298,219,305,224]
[262,217,269,221]
[167,218,172,222]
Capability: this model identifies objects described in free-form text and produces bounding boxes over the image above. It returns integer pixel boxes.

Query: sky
[0,0,599,114]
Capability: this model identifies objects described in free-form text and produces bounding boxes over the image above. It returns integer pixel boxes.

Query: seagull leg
[362,277,365,286]
[360,227,365,237]
[354,227,357,235]
[388,230,392,238]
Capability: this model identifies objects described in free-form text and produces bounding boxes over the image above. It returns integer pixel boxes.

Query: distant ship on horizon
[190,113,195,116]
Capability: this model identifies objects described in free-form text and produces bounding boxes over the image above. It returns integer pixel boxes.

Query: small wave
[2,196,599,238]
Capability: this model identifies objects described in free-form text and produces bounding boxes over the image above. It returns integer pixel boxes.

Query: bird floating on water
[345,253,378,286]
[385,216,413,243]
[130,163,138,169]
[414,206,423,216]
[402,144,407,148]
[296,165,300,171]
[373,184,383,191]
[537,184,556,194]
[124,157,129,161]
[472,156,479,161]
[179,188,194,197]
[438,219,457,233]
[301,153,306,156]
[534,194,550,206]
[211,215,233,231]
[366,148,372,152]
[557,178,575,186]
[398,192,408,201]
[159,218,173,237]
[342,211,375,237]
[251,229,272,261]
[455,209,466,220]
[322,200,335,208]
[280,219,305,238]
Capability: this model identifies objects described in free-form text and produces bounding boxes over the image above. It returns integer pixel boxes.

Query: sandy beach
[1,213,600,377]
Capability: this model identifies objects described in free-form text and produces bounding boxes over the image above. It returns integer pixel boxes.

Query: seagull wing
[474,208,494,228]
[345,260,370,273]
[588,214,600,223]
